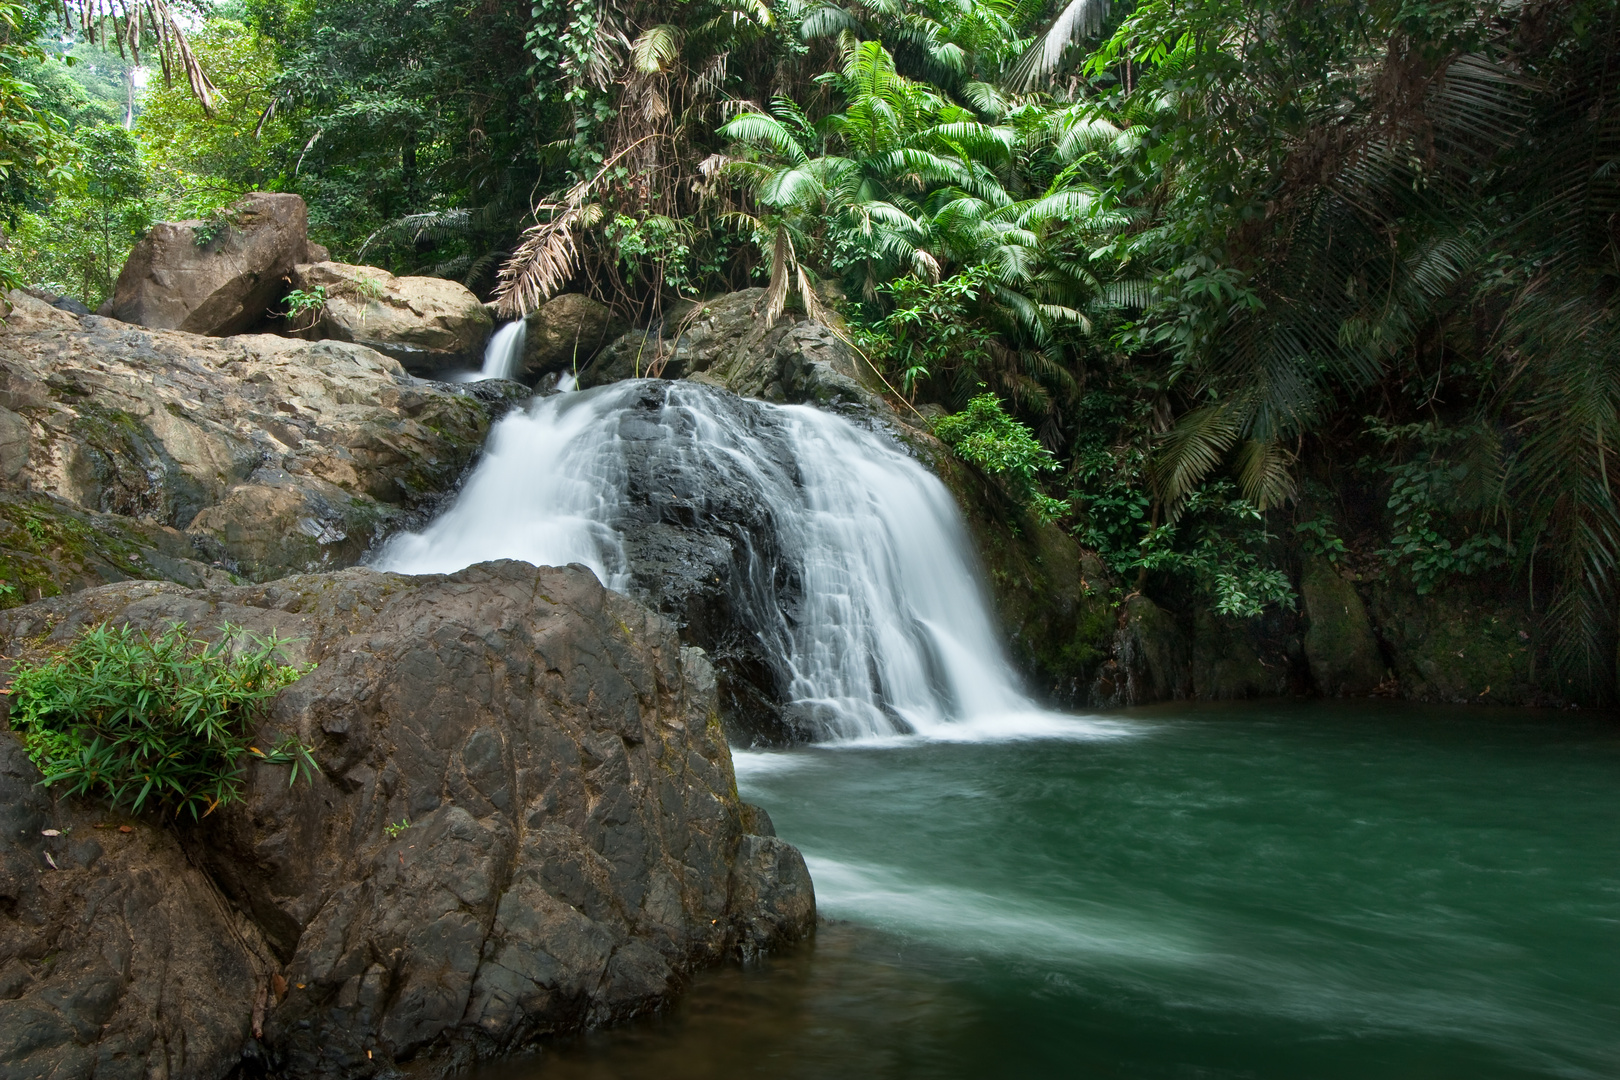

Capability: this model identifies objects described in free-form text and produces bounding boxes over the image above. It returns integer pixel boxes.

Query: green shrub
[935,393,1059,485]
[281,286,328,329]
[7,621,316,818]
[934,393,1070,522]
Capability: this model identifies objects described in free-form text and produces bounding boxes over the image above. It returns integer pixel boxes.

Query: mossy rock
[0,491,228,608]
[1367,578,1549,705]
[1191,610,1290,699]
[1301,557,1386,696]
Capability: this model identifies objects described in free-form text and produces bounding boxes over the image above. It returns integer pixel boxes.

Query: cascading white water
[475,321,527,381]
[374,379,1042,740]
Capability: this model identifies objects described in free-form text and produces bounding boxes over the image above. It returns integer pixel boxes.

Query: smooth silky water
[380,383,1619,1078]
[481,703,1618,1079]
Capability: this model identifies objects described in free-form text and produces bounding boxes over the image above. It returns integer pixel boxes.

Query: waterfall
[475,321,527,381]
[374,379,1040,740]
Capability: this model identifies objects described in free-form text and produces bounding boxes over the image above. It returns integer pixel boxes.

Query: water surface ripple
[483,702,1619,1079]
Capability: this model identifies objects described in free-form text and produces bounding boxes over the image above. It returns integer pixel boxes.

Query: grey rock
[0,490,232,605]
[107,193,318,336]
[572,382,813,741]
[0,407,27,484]
[728,835,816,957]
[0,561,814,1079]
[0,299,497,587]
[19,289,91,317]
[0,736,264,1080]
[1190,609,1291,699]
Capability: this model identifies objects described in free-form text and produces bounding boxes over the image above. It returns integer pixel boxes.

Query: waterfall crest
[475,321,527,381]
[375,379,1038,740]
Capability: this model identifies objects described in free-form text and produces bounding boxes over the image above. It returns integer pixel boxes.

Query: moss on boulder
[1301,557,1386,695]
[1367,580,1547,704]
[0,491,229,606]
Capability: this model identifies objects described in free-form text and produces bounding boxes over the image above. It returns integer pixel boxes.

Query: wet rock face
[0,290,498,590]
[107,192,323,336]
[0,562,813,1080]
[287,261,493,373]
[600,383,808,741]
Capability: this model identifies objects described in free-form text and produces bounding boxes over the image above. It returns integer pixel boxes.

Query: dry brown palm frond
[496,208,582,318]
[762,225,793,324]
[493,137,658,317]
[695,52,730,100]
[68,0,217,113]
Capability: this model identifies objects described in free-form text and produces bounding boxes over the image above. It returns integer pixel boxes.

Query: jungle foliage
[8,621,315,818]
[4,0,1618,700]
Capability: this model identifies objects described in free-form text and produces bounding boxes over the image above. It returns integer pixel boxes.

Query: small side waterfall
[375,379,1039,740]
[476,321,527,381]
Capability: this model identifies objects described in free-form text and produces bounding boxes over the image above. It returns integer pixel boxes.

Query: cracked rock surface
[0,289,499,590]
[0,561,813,1079]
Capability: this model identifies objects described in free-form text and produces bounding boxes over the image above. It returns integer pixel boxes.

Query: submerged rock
[287,261,493,373]
[0,561,813,1080]
[0,289,495,589]
[106,192,324,336]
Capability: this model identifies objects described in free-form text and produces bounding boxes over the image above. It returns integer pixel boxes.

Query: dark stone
[0,561,814,1080]
[1091,595,1192,706]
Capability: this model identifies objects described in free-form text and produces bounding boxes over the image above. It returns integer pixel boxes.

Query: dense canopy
[4,0,1617,701]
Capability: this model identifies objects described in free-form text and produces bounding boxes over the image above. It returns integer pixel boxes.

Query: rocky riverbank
[0,562,812,1079]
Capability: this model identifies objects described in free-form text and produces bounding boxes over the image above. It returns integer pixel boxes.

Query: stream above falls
[478,701,1619,1080]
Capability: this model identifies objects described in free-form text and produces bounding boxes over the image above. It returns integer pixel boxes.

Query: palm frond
[630,24,682,74]
[1007,0,1110,92]
[1233,439,1297,510]
[1153,404,1246,511]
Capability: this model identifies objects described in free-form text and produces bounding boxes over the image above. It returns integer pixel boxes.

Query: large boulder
[0,734,265,1080]
[289,262,492,373]
[0,561,813,1080]
[1090,595,1192,706]
[1367,580,1543,704]
[106,193,323,336]
[0,289,501,590]
[1300,557,1386,695]
[1189,609,1296,699]
[522,293,622,375]
[579,289,885,409]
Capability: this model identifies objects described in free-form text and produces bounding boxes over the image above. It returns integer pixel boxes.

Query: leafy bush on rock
[8,621,315,818]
